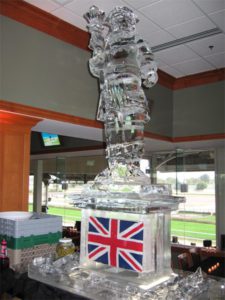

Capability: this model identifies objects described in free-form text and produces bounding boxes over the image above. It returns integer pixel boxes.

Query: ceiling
[24,0,225,78]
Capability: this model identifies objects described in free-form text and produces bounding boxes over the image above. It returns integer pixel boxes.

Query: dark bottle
[0,239,10,271]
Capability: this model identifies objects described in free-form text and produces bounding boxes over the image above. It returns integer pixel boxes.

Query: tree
[166,177,176,186]
[187,177,198,185]
[196,181,207,190]
[200,174,210,183]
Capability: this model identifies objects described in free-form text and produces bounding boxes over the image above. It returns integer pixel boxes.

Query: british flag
[87,216,144,272]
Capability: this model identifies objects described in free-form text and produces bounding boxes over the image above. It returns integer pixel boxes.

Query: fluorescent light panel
[152,27,222,52]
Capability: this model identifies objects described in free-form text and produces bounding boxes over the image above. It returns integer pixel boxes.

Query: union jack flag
[87,216,144,272]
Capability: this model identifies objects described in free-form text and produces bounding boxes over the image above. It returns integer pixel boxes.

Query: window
[155,150,216,246]
[29,156,107,226]
[29,152,216,247]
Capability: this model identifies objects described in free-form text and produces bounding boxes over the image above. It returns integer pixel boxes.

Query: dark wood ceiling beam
[173,68,225,90]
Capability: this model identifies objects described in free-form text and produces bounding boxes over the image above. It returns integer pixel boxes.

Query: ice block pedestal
[77,183,183,289]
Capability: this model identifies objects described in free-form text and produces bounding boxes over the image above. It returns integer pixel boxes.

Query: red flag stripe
[88,234,143,252]
[110,219,118,267]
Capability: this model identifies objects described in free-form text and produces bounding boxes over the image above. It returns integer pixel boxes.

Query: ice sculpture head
[85,6,158,182]
[106,6,139,31]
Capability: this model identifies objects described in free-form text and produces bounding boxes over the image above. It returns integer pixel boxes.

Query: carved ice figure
[74,5,185,285]
[84,6,158,183]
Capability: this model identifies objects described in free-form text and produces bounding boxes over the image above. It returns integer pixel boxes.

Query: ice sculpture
[84,5,158,185]
[76,5,184,288]
[28,6,217,299]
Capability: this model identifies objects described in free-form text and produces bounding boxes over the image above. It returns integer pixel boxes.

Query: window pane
[156,150,216,246]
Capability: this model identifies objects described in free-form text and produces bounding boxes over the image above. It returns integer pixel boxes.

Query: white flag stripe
[119,222,143,239]
[117,247,143,255]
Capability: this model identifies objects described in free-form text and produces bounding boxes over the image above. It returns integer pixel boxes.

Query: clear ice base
[28,256,223,300]
[80,263,173,289]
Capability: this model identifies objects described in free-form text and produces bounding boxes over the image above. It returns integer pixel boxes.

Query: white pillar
[215,145,225,248]
[33,160,43,213]
[150,156,157,184]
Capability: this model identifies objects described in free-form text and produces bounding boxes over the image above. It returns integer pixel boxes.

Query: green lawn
[29,204,216,241]
[174,212,215,223]
[171,219,216,241]
[47,206,82,222]
[29,204,82,222]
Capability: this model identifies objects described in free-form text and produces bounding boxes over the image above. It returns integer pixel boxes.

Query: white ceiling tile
[187,33,225,56]
[139,0,203,29]
[154,53,168,66]
[204,51,225,68]
[25,0,60,12]
[51,7,87,30]
[155,58,168,68]
[159,65,185,77]
[24,0,223,77]
[192,0,225,14]
[136,15,162,36]
[143,30,174,47]
[122,0,160,10]
[53,0,74,5]
[209,9,225,31]
[166,16,216,39]
[65,0,125,18]
[172,58,214,75]
[155,45,199,65]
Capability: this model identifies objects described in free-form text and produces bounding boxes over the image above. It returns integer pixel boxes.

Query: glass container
[56,238,75,258]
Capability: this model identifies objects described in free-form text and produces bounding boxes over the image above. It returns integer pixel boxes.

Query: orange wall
[0,112,41,211]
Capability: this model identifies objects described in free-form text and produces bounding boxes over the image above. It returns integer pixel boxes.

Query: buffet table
[26,254,225,300]
[1,265,225,300]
